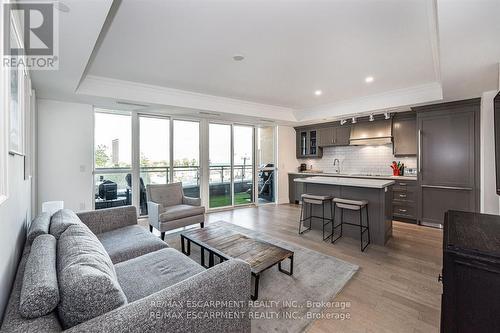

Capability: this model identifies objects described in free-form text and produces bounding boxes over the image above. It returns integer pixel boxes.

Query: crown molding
[77,75,298,122]
[296,82,443,121]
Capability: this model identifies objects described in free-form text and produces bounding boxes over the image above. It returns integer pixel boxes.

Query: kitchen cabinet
[392,180,417,222]
[414,99,480,227]
[318,126,351,147]
[296,128,322,158]
[441,211,500,333]
[392,114,417,156]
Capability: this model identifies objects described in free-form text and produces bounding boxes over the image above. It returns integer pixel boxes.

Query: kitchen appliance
[350,119,392,145]
[494,91,500,195]
[299,163,307,172]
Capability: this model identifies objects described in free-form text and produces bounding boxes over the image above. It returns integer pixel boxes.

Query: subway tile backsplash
[298,144,417,175]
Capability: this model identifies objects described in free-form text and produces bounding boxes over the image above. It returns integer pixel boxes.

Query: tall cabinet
[414,99,480,227]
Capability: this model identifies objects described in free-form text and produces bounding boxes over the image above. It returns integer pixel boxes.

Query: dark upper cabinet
[335,126,351,146]
[318,127,334,146]
[318,126,351,147]
[296,128,322,158]
[392,115,417,156]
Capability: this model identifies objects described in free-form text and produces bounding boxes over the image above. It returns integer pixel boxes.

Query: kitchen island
[294,176,394,245]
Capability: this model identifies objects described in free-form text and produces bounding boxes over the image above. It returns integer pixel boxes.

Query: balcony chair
[125,174,148,214]
[147,183,205,240]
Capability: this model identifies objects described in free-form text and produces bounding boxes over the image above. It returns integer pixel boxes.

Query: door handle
[399,194,407,198]
[418,129,422,173]
[421,185,473,191]
[398,209,408,213]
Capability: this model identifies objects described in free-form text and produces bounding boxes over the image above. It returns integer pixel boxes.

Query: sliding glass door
[173,120,200,198]
[139,115,170,215]
[94,109,272,214]
[208,123,254,209]
[208,123,232,208]
[233,125,254,206]
[257,126,275,204]
[94,111,133,210]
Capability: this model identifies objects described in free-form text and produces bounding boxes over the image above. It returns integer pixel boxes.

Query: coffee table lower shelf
[180,229,294,300]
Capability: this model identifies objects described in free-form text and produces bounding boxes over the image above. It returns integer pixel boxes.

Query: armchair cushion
[183,196,201,206]
[115,248,205,302]
[97,225,168,264]
[146,183,183,207]
[159,205,205,222]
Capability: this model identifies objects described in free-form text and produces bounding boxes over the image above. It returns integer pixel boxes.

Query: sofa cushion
[26,212,51,245]
[57,223,127,329]
[115,248,205,302]
[97,225,168,264]
[159,204,205,222]
[20,234,59,319]
[0,246,62,333]
[49,209,82,239]
[147,183,183,207]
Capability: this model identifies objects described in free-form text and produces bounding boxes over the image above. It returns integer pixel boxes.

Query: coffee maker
[299,163,307,172]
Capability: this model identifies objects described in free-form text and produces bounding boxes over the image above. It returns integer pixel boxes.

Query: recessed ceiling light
[233,55,245,61]
[314,90,323,96]
[365,76,374,83]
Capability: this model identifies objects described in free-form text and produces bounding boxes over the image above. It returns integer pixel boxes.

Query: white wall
[0,155,33,321]
[37,99,94,212]
[0,5,34,318]
[277,126,298,204]
[480,90,500,215]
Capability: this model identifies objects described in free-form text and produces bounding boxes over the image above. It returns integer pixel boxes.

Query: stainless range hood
[349,119,392,145]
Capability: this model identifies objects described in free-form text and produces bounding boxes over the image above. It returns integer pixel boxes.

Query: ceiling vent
[115,101,150,108]
[198,111,221,117]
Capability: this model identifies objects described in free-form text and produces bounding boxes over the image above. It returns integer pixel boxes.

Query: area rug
[164,221,358,333]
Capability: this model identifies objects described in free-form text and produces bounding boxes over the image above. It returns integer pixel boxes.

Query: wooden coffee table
[180,225,294,300]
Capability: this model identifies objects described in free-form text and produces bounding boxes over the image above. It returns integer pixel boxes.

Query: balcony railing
[95,164,255,188]
[94,164,272,212]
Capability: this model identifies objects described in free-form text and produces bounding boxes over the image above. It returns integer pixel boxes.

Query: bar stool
[331,198,371,252]
[299,194,333,241]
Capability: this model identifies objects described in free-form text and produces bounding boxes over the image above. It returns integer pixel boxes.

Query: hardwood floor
[204,204,443,333]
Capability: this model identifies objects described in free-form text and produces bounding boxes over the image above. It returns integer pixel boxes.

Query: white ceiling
[438,0,500,101]
[30,0,500,124]
[88,0,438,109]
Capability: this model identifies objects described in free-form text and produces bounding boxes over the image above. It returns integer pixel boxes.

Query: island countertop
[294,176,395,189]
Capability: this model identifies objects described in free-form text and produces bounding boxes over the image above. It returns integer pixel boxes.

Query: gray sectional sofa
[0,206,251,333]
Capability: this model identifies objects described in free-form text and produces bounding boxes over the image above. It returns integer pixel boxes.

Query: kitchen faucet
[333,158,340,174]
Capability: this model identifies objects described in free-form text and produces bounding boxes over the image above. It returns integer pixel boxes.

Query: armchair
[147,183,205,240]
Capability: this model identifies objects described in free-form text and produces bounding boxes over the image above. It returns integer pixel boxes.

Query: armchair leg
[149,225,153,233]
[160,232,165,241]
[200,222,205,228]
